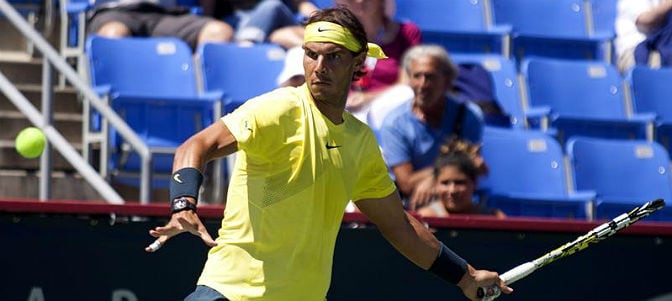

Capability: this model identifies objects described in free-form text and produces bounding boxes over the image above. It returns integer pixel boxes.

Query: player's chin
[309,84,334,98]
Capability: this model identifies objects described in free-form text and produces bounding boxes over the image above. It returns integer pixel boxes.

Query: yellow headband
[304,21,388,59]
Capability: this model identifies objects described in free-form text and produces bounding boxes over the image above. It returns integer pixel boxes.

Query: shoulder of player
[242,86,304,113]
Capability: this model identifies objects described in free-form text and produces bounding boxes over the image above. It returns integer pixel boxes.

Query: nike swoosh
[317,27,334,32]
[173,173,183,184]
[326,143,341,149]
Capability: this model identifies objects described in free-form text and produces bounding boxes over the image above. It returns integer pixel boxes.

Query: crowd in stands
[71,0,672,220]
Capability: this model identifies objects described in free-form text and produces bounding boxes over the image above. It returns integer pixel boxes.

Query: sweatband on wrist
[169,167,203,202]
[428,242,468,285]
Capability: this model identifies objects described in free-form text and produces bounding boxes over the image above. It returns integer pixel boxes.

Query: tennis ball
[15,127,46,159]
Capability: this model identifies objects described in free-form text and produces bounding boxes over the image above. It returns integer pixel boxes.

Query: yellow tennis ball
[15,127,46,159]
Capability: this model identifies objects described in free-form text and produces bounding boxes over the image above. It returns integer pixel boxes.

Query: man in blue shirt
[380,44,484,210]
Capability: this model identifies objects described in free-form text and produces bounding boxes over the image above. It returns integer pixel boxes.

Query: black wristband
[428,243,468,285]
[169,167,203,202]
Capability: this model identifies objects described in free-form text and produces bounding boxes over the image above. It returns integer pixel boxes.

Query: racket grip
[477,262,537,301]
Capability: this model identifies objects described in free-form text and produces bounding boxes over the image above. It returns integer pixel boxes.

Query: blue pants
[226,0,298,43]
[184,285,230,301]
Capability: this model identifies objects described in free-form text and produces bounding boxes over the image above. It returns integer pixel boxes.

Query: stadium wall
[1,199,671,301]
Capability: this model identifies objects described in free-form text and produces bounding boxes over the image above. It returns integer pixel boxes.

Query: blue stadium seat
[59,0,89,53]
[627,66,672,156]
[451,53,550,129]
[591,0,617,39]
[492,0,613,63]
[311,0,333,9]
[395,0,512,57]
[566,136,672,221]
[480,128,596,219]
[521,57,655,144]
[85,36,224,192]
[197,42,286,113]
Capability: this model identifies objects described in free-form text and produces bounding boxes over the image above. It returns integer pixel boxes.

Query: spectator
[87,0,234,50]
[380,44,484,211]
[416,140,505,219]
[615,0,672,73]
[334,0,422,123]
[276,45,305,87]
[202,0,319,49]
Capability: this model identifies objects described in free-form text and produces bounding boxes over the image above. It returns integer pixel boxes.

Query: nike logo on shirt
[326,143,341,149]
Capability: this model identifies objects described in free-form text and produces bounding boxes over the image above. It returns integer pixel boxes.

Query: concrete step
[0,111,81,142]
[0,138,80,170]
[0,84,82,114]
[0,58,46,85]
[0,9,61,57]
[0,169,103,201]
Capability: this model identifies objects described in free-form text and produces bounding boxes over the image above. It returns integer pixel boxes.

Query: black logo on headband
[317,27,334,32]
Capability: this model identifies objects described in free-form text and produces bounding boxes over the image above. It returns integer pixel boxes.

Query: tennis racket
[477,198,666,301]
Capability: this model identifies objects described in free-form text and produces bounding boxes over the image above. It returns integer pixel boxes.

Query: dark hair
[305,6,369,80]
[433,151,479,183]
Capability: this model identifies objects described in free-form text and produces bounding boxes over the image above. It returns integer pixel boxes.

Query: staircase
[0,15,171,202]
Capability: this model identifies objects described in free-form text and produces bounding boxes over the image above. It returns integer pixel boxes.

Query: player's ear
[353,51,367,69]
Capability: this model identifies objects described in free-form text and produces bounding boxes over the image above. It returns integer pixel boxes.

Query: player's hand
[458,265,513,301]
[144,210,217,253]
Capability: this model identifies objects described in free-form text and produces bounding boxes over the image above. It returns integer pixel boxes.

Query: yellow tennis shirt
[196,84,397,301]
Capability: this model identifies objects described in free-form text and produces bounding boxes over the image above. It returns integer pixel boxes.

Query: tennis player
[145,6,513,301]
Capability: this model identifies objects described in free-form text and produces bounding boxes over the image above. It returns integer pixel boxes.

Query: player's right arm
[145,120,238,253]
[355,191,513,301]
[172,119,238,172]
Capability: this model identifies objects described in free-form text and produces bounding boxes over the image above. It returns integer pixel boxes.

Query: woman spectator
[417,140,505,218]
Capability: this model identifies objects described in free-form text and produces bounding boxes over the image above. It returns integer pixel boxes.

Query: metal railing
[0,0,154,203]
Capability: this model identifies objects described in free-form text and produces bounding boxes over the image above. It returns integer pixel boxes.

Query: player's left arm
[356,192,512,300]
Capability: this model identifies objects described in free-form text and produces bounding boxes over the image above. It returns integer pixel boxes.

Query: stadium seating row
[451,53,672,151]
[481,127,672,221]
[314,0,617,64]
[56,0,618,75]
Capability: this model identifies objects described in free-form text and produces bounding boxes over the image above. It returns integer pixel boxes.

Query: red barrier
[2,198,670,236]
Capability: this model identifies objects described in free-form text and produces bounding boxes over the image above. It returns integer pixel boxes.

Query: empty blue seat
[310,0,333,9]
[480,128,596,219]
[492,0,612,63]
[451,53,550,129]
[566,136,672,221]
[627,66,672,155]
[198,42,286,113]
[85,36,224,196]
[395,0,512,57]
[521,57,654,144]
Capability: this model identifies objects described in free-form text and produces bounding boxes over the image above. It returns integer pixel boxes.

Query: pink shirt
[353,22,422,92]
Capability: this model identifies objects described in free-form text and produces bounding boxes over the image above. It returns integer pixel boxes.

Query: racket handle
[477,262,537,301]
